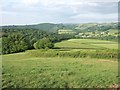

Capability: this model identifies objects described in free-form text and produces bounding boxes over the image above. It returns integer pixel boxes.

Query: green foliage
[2,28,73,54]
[2,23,117,33]
[27,49,118,59]
[34,38,54,49]
[1,23,118,54]
[2,33,28,54]
[1,23,119,88]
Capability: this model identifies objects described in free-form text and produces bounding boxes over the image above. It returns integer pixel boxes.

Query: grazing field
[55,39,118,49]
[2,39,119,88]
[2,52,118,88]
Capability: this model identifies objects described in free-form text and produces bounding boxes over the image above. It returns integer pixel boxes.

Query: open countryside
[2,37,119,88]
[2,53,118,88]
[1,0,119,89]
[1,22,119,88]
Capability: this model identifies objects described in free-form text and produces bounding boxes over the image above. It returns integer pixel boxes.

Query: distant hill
[2,22,118,33]
[2,23,59,33]
[74,23,117,32]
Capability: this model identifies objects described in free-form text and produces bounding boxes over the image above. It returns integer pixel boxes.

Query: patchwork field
[55,39,118,49]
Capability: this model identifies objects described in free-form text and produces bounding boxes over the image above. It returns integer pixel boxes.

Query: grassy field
[2,52,118,88]
[108,29,118,34]
[55,39,118,49]
[2,39,118,88]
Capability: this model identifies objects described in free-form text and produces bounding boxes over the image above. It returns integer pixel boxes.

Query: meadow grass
[2,39,119,88]
[108,29,118,34]
[2,52,118,88]
[91,44,118,49]
[27,49,118,59]
[55,39,118,49]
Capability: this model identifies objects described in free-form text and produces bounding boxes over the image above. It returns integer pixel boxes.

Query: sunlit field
[55,39,118,49]
[2,52,118,88]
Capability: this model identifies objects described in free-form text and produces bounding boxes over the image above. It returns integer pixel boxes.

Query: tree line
[2,28,74,54]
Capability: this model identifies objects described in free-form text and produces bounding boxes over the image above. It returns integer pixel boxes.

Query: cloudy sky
[1,0,119,25]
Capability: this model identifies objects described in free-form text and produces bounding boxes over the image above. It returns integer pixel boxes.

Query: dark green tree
[2,33,28,54]
[34,38,54,49]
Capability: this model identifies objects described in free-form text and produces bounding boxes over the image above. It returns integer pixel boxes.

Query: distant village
[58,29,118,38]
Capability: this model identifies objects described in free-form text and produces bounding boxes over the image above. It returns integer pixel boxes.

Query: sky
[1,0,119,25]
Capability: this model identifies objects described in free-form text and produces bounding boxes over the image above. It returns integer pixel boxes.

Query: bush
[34,38,54,49]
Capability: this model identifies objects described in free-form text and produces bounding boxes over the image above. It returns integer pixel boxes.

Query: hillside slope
[2,23,118,33]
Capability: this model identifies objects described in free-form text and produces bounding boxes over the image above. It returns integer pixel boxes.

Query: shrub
[34,38,54,49]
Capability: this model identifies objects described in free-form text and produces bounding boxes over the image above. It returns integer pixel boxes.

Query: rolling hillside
[2,23,118,33]
[55,39,118,49]
[2,52,118,88]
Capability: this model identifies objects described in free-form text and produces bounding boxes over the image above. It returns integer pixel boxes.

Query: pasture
[2,53,118,88]
[2,39,119,88]
[55,39,118,49]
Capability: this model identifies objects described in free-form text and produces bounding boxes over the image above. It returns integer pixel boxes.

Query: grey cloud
[1,0,118,25]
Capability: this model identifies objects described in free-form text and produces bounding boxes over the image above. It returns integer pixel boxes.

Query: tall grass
[27,49,118,59]
[2,53,118,88]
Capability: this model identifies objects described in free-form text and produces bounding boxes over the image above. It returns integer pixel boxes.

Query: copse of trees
[2,28,74,54]
[2,33,28,54]
[34,38,54,49]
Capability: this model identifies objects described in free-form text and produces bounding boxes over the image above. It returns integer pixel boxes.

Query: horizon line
[1,21,118,26]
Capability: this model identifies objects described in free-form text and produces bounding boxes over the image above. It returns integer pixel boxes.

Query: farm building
[58,29,76,34]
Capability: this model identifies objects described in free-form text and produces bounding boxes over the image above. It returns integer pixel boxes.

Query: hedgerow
[27,49,118,59]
